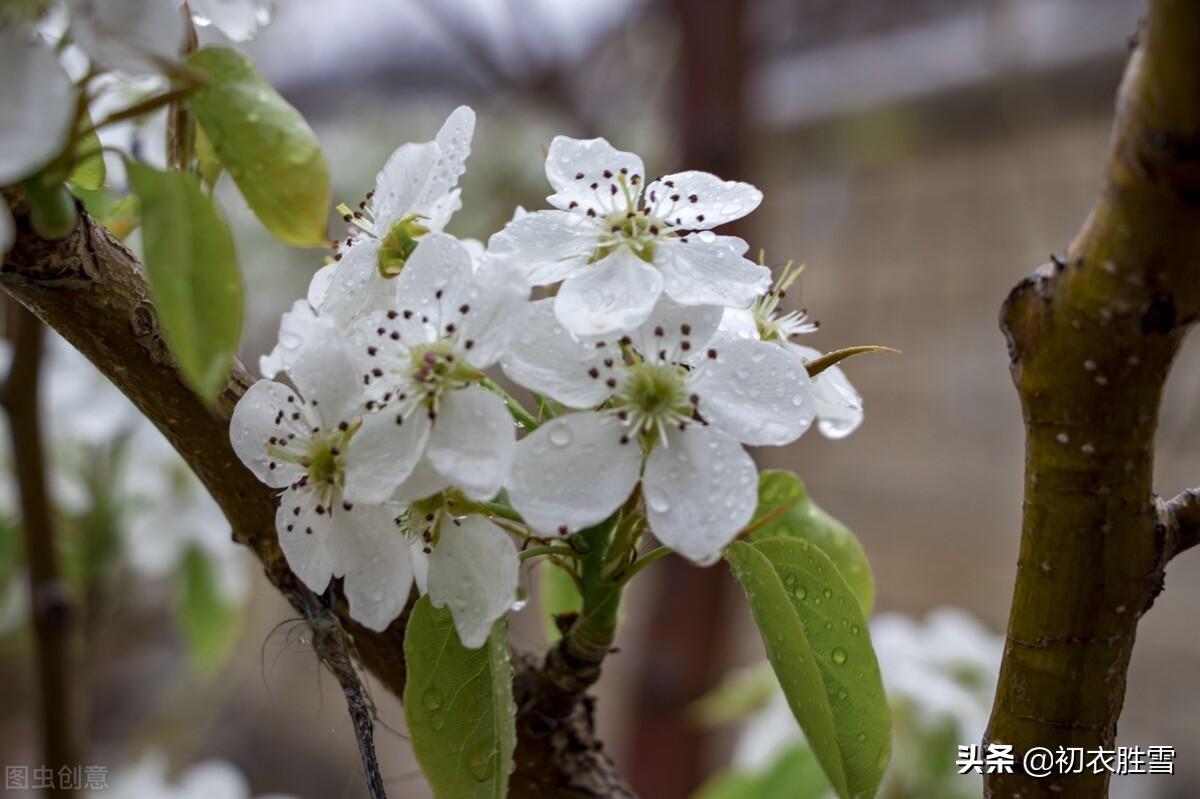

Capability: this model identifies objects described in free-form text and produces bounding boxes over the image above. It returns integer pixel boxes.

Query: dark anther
[707,348,718,359]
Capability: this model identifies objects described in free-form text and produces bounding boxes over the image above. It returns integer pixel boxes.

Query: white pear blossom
[487,136,771,336]
[306,106,476,328]
[0,24,77,257]
[230,327,414,632]
[502,298,815,564]
[407,496,519,649]
[70,0,187,74]
[719,264,863,439]
[346,232,527,504]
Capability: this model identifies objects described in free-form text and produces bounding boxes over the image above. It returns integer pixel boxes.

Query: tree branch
[1163,488,1200,558]
[0,202,635,797]
[1,297,81,795]
[986,1,1200,796]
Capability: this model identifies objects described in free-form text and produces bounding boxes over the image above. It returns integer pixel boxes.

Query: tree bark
[986,1,1200,796]
[0,203,635,797]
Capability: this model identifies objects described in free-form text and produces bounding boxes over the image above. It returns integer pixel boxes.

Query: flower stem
[21,176,77,241]
[480,377,540,430]
[519,545,585,562]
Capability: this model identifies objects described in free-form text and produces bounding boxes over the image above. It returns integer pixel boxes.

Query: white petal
[275,487,337,591]
[393,231,473,327]
[643,425,757,565]
[315,239,394,327]
[0,199,12,258]
[691,338,815,446]
[658,236,770,308]
[259,298,322,378]
[286,325,366,426]
[716,307,758,340]
[428,515,519,648]
[631,296,723,364]
[391,455,452,502]
[501,299,616,408]
[343,406,431,504]
[229,380,310,487]
[339,505,414,632]
[371,140,440,229]
[71,0,186,74]
[545,136,645,215]
[507,413,640,536]
[187,0,272,42]
[452,258,529,370]
[0,31,76,184]
[645,171,762,230]
[426,386,515,501]
[554,249,664,336]
[789,344,864,439]
[485,210,595,285]
[410,540,430,594]
[411,105,475,222]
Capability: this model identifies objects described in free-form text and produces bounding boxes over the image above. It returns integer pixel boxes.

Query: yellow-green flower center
[378,214,430,278]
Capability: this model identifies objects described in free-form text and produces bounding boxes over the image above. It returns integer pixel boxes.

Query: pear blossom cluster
[232,108,865,647]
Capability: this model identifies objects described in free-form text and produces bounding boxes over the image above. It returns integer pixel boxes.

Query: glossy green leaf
[695,744,831,799]
[195,125,223,189]
[539,559,581,643]
[185,46,330,247]
[128,162,242,399]
[68,116,105,191]
[750,471,874,615]
[404,597,516,799]
[175,545,242,675]
[727,539,890,799]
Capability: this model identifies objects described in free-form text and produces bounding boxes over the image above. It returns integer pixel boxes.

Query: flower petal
[691,338,815,446]
[391,455,452,503]
[275,486,337,591]
[343,406,431,504]
[428,515,519,648]
[645,171,762,230]
[229,380,310,487]
[643,425,757,565]
[314,239,393,327]
[455,259,529,370]
[486,210,595,285]
[507,412,641,536]
[788,344,864,439]
[259,298,322,378]
[632,296,723,364]
[502,299,615,409]
[339,505,414,632]
[554,248,664,336]
[412,105,475,227]
[545,136,645,216]
[658,236,770,309]
[393,231,473,324]
[0,31,76,185]
[371,140,440,229]
[286,324,366,426]
[71,0,186,74]
[426,386,515,501]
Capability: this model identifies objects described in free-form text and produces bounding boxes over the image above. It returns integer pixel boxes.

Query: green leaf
[195,125,223,189]
[727,539,890,799]
[175,545,242,675]
[68,115,106,191]
[404,597,516,799]
[539,559,581,643]
[128,162,242,399]
[71,186,139,239]
[185,46,330,247]
[750,471,875,615]
[696,743,831,799]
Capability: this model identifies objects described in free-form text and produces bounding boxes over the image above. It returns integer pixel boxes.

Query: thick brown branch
[1,298,81,793]
[0,203,634,797]
[986,1,1200,796]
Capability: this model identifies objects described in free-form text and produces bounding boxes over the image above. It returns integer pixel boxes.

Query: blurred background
[7,0,1200,797]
